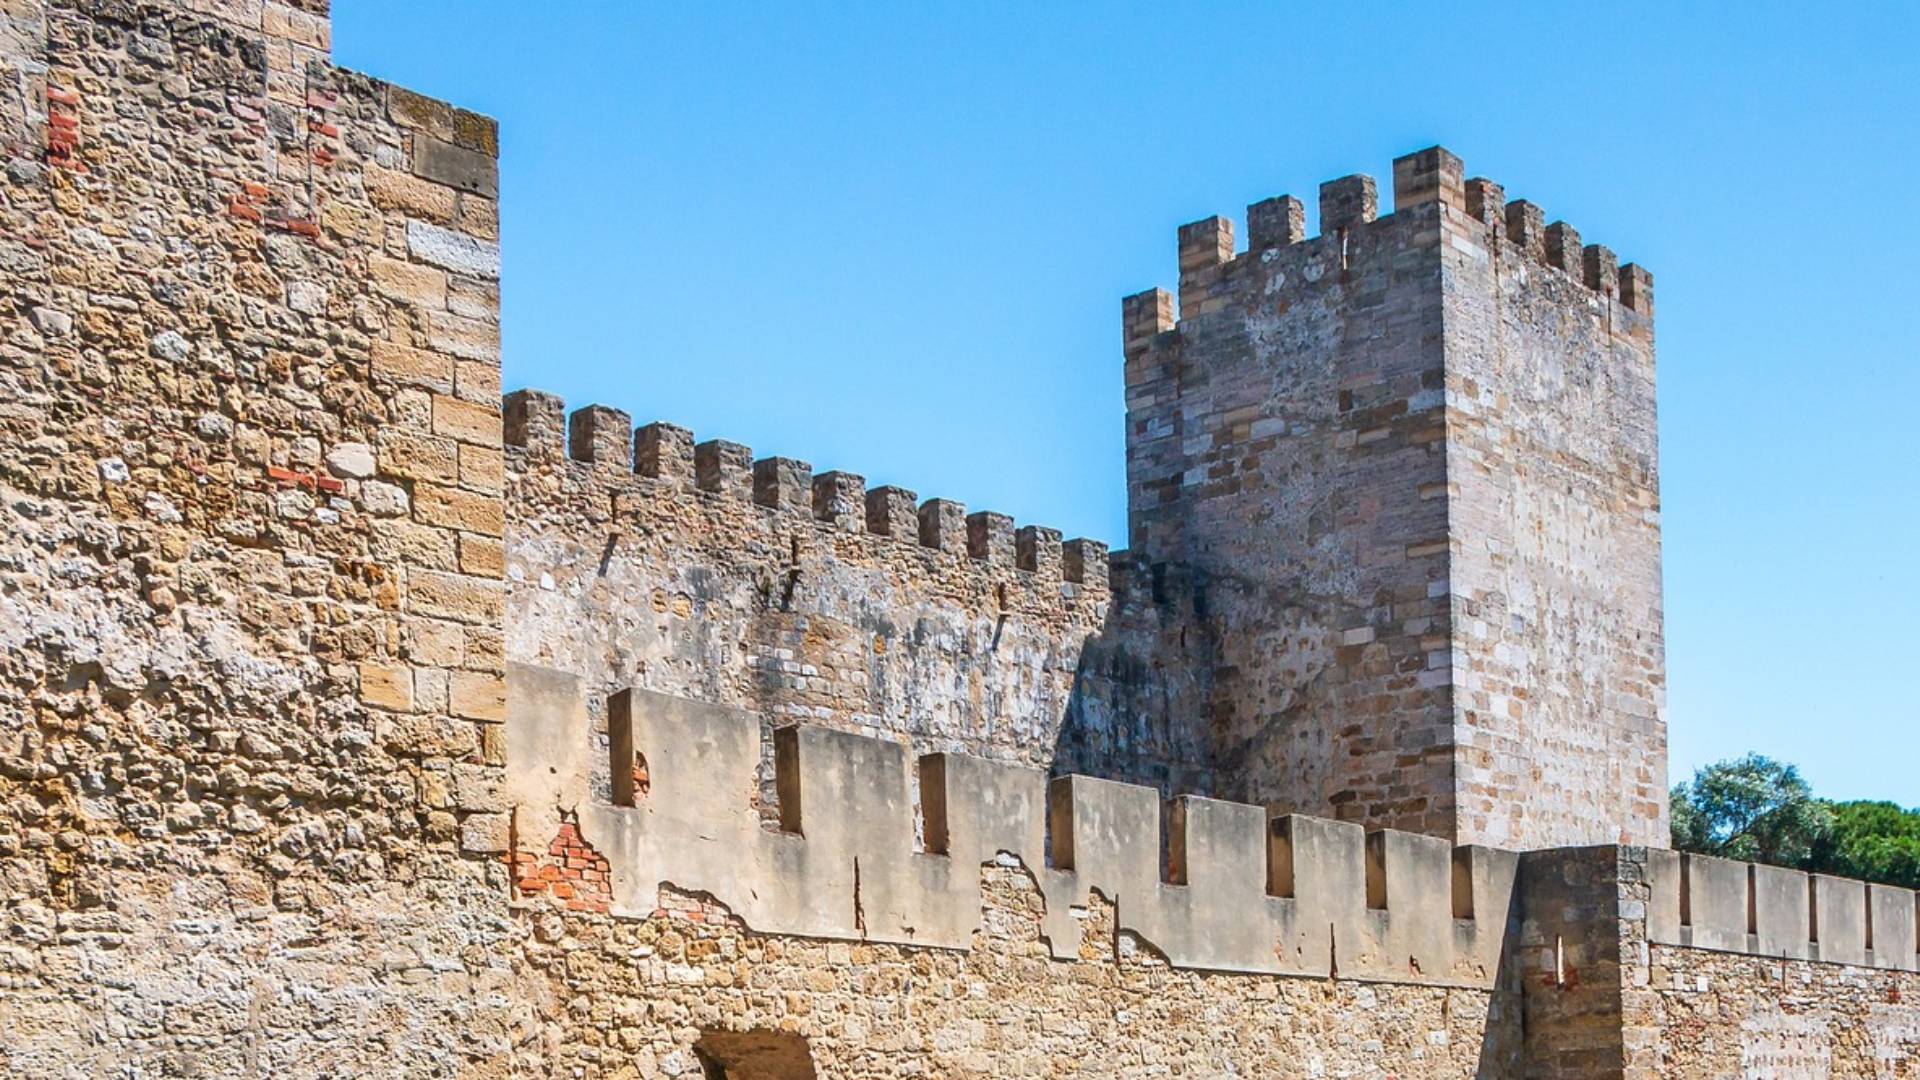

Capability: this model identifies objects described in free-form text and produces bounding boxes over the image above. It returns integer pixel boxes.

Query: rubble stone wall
[1640,944,1920,1077]
[502,395,1226,809]
[511,861,1523,1078]
[0,2,518,1074]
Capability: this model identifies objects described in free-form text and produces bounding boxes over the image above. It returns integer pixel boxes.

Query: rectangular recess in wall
[1451,849,1475,920]
[1166,799,1190,887]
[609,689,638,807]
[1364,832,1388,911]
[1266,816,1297,899]
[1046,777,1075,871]
[1679,853,1694,927]
[773,727,803,835]
[1747,864,1759,936]
[917,755,950,856]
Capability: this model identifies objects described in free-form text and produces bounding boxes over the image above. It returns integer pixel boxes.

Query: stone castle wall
[499,392,1227,809]
[0,1,518,1073]
[498,670,1920,1077]
[1440,172,1667,849]
[1123,186,1462,838]
[0,1,1905,1077]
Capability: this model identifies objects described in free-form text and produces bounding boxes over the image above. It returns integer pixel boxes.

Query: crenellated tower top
[1121,146,1665,851]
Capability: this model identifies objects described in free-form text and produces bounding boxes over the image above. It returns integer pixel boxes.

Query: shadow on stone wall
[1050,556,1218,798]
[1052,557,1529,1076]
[1049,555,1339,809]
[1473,900,1527,1078]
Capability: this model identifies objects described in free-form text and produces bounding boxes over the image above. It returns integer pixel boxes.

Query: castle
[0,2,1913,1077]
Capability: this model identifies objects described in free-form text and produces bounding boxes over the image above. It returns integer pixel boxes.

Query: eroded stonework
[0,2,1908,1077]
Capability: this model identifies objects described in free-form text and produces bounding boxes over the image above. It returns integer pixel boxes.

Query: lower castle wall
[513,862,1523,1078]
[1640,945,1920,1077]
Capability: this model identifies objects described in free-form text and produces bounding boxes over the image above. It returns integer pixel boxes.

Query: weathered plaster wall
[505,665,1522,987]
[501,394,1224,807]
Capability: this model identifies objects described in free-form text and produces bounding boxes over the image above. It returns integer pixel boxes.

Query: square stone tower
[1123,148,1665,849]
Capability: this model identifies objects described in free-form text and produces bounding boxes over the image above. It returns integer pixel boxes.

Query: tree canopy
[1670,754,1920,888]
[1809,800,1920,889]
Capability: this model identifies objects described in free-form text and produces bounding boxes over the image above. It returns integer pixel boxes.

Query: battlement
[507,663,1519,988]
[1131,145,1653,346]
[502,388,1111,595]
[1647,850,1919,972]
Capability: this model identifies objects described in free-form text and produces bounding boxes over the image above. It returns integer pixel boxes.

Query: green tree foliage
[1809,801,1920,889]
[1671,755,1920,887]
[1668,754,1833,865]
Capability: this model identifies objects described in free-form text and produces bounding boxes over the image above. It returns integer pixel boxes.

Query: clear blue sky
[336,2,1917,805]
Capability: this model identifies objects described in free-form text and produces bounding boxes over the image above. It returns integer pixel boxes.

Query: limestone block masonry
[0,1,1913,1077]
[1125,149,1664,850]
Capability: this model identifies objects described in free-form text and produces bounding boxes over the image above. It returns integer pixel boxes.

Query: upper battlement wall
[1647,849,1918,972]
[1122,149,1649,577]
[502,390,1224,799]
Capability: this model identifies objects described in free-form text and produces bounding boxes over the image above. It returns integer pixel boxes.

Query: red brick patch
[510,821,612,914]
[45,86,85,173]
[654,885,742,927]
[264,465,344,494]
